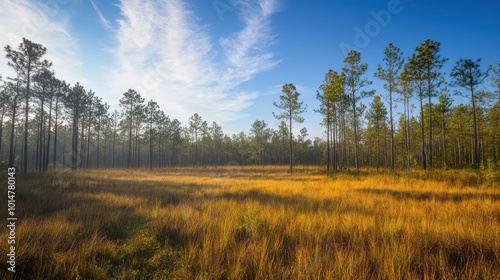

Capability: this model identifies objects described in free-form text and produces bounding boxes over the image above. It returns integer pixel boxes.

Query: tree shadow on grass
[356,188,500,202]
[17,171,382,220]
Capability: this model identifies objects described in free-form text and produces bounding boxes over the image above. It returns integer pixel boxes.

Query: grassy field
[1,166,499,279]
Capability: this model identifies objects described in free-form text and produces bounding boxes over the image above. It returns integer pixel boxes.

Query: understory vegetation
[1,166,499,279]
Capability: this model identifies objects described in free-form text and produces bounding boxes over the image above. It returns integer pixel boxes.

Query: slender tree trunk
[326,104,330,172]
[333,110,337,171]
[376,118,380,172]
[428,93,433,169]
[442,111,446,168]
[419,88,427,170]
[62,128,66,167]
[80,120,85,169]
[406,95,412,169]
[53,96,59,168]
[158,131,162,168]
[23,64,32,176]
[389,89,395,170]
[122,139,126,167]
[459,139,462,166]
[352,91,359,175]
[72,111,78,170]
[471,87,479,166]
[32,136,36,168]
[8,93,19,167]
[470,137,474,164]
[281,134,285,165]
[42,118,46,172]
[149,122,153,170]
[112,128,116,167]
[127,112,132,168]
[342,110,347,169]
[14,123,19,166]
[173,140,178,167]
[384,122,389,167]
[86,107,92,169]
[136,126,140,167]
[195,131,198,166]
[44,97,53,172]
[289,109,293,174]
[96,117,101,168]
[36,111,41,171]
[103,128,107,167]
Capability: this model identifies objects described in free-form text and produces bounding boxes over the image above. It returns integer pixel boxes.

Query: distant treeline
[1,38,499,174]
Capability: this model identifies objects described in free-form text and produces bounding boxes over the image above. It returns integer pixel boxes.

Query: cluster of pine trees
[316,41,499,174]
[1,38,499,174]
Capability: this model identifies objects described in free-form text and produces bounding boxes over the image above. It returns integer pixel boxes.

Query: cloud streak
[109,0,280,128]
[89,0,112,30]
[220,0,279,86]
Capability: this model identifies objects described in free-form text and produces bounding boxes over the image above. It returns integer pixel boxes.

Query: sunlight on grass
[1,166,499,279]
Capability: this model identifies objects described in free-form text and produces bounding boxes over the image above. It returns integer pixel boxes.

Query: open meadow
[1,166,500,279]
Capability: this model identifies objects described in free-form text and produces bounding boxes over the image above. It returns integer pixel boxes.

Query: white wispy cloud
[0,0,84,86]
[220,0,279,86]
[109,0,280,128]
[89,0,112,30]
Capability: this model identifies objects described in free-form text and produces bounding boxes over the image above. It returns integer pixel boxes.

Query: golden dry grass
[1,166,499,279]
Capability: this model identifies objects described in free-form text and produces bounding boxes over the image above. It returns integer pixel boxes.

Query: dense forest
[1,38,499,174]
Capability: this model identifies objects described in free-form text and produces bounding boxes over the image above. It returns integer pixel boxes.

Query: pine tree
[367,95,388,171]
[4,38,51,174]
[375,43,404,170]
[451,59,488,166]
[189,113,203,166]
[65,83,86,170]
[415,39,447,169]
[250,120,271,165]
[317,70,345,172]
[342,50,374,174]
[119,89,144,168]
[273,83,307,174]
[398,66,414,169]
[435,90,453,168]
[145,100,160,170]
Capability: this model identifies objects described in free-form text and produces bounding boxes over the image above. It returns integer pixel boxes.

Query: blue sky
[1,0,499,139]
